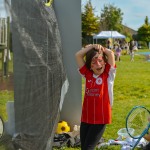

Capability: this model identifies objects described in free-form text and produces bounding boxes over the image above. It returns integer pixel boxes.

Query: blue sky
[0,0,8,17]
[0,0,11,17]
[82,0,150,31]
[1,0,150,31]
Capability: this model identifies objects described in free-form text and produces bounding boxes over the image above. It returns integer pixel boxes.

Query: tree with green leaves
[137,16,150,47]
[100,4,123,32]
[82,0,100,45]
[145,16,149,25]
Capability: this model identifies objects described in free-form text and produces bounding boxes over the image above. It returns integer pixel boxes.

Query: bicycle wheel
[0,116,4,139]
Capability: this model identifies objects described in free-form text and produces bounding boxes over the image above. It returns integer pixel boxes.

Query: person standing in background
[115,44,122,61]
[129,40,135,61]
[3,49,11,77]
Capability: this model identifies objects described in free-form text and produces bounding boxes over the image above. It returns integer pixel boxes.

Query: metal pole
[6,17,10,77]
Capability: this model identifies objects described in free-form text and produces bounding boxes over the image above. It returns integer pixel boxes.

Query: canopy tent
[93,31,126,39]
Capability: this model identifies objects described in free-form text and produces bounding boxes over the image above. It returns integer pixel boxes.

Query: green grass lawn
[0,49,150,150]
[0,91,14,121]
[0,52,14,121]
[106,51,150,139]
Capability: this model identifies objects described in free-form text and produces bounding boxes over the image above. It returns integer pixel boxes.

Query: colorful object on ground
[56,121,70,134]
[45,0,53,7]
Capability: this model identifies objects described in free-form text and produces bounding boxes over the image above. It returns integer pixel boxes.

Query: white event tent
[93,31,126,43]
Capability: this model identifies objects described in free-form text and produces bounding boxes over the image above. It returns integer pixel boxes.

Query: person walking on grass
[75,44,116,150]
[129,40,135,61]
[115,44,122,61]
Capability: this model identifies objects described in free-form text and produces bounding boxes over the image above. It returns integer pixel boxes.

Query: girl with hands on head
[75,44,116,150]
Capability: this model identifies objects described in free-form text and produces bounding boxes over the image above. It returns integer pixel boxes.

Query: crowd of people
[106,39,138,62]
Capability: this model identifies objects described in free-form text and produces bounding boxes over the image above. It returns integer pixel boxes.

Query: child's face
[90,53,105,75]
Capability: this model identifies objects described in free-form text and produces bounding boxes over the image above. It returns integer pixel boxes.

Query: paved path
[0,72,14,91]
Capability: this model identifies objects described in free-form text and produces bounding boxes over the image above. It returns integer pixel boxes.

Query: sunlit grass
[0,90,14,121]
[102,50,150,142]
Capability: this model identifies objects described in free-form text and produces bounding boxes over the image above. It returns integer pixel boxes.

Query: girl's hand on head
[93,44,104,55]
[84,44,104,55]
[99,46,105,54]
[85,44,92,48]
[92,44,102,51]
[92,44,100,50]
